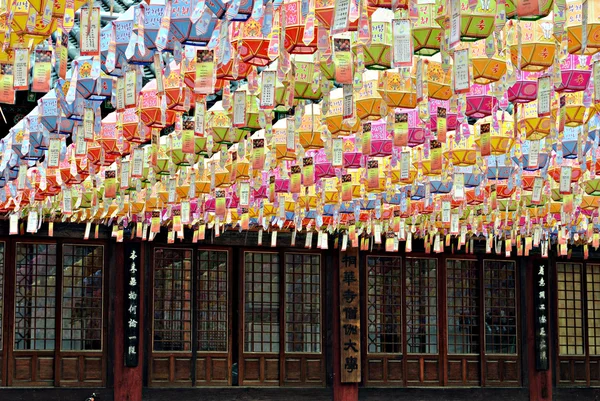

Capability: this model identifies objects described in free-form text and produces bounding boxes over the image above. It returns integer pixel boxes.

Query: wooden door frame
[238,247,327,387]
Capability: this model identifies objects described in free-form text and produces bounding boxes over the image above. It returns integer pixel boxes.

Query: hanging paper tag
[303,156,314,186]
[449,0,461,48]
[333,138,343,167]
[331,0,350,34]
[342,83,353,119]
[334,39,353,84]
[63,188,73,214]
[154,53,164,95]
[430,140,442,173]
[260,70,276,109]
[120,160,130,189]
[442,201,451,223]
[437,107,447,143]
[194,100,206,136]
[48,138,61,167]
[290,165,301,193]
[480,122,491,156]
[400,150,410,179]
[116,77,125,110]
[341,173,352,201]
[233,91,247,127]
[559,166,572,194]
[416,57,424,102]
[286,117,295,151]
[131,148,144,178]
[532,177,543,204]
[13,48,29,90]
[104,170,117,198]
[367,159,379,190]
[80,7,101,56]
[125,69,137,108]
[32,49,52,93]
[529,140,540,168]
[394,112,408,147]
[454,173,465,200]
[537,75,551,117]
[195,49,215,94]
[392,19,413,68]
[453,48,470,93]
[252,138,265,170]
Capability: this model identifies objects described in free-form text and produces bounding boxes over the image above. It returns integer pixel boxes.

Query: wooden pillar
[333,248,359,401]
[113,242,144,401]
[527,258,552,401]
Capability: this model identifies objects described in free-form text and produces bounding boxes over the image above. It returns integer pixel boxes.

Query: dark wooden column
[113,242,144,401]
[333,248,359,401]
[526,257,552,401]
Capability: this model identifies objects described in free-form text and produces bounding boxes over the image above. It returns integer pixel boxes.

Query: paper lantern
[435,0,497,41]
[511,139,550,170]
[355,70,383,120]
[121,108,150,144]
[100,112,130,156]
[293,55,323,100]
[399,108,427,146]
[325,90,362,136]
[299,104,324,149]
[424,60,452,100]
[475,111,515,155]
[353,9,393,70]
[507,70,541,103]
[315,0,376,31]
[469,39,507,84]
[164,65,193,112]
[272,121,297,161]
[412,1,442,56]
[567,0,600,55]
[519,98,557,140]
[185,13,219,46]
[378,70,418,109]
[508,19,556,72]
[564,91,595,127]
[234,16,273,66]
[505,0,553,19]
[486,154,515,180]
[445,129,477,166]
[283,0,318,54]
[465,84,498,119]
[429,99,458,132]
[167,134,200,166]
[557,54,593,93]
[217,58,252,81]
[140,80,177,128]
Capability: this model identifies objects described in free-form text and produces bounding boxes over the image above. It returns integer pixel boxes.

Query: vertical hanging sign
[80,7,101,56]
[533,260,549,371]
[339,247,361,382]
[124,242,141,368]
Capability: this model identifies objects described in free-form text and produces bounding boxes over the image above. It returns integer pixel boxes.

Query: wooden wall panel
[57,354,104,387]
[195,355,230,385]
[447,357,480,386]
[484,358,520,386]
[149,355,193,387]
[282,355,325,386]
[240,355,280,386]
[590,357,600,386]
[12,353,54,386]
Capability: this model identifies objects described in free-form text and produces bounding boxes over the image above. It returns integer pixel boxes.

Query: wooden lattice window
[406,257,438,354]
[197,250,228,352]
[153,248,193,352]
[285,253,321,353]
[244,252,280,353]
[557,262,584,355]
[367,256,402,354]
[587,264,600,355]
[61,245,104,351]
[447,259,480,354]
[0,242,4,351]
[14,243,58,350]
[483,260,517,355]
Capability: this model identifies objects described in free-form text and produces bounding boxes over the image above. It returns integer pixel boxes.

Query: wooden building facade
[0,225,595,401]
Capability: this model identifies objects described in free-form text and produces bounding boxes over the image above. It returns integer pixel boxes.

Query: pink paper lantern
[508,70,541,104]
[556,54,593,93]
[465,84,498,119]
